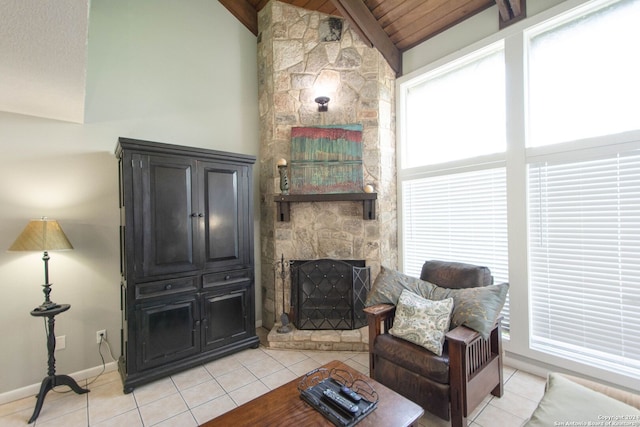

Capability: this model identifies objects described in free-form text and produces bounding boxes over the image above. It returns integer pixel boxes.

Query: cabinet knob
[198,213,204,217]
[165,284,172,290]
[225,275,230,280]
[190,213,198,217]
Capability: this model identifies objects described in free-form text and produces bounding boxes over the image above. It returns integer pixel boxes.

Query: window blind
[528,150,640,377]
[402,167,510,333]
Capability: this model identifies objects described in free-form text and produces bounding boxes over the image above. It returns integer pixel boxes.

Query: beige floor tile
[171,365,213,391]
[180,379,226,408]
[418,410,451,427]
[349,352,370,367]
[288,358,322,376]
[261,348,310,366]
[488,388,540,420]
[152,410,198,427]
[86,370,121,390]
[0,407,37,427]
[233,347,271,366]
[34,390,87,424]
[215,366,258,393]
[34,406,87,427]
[190,395,237,425]
[138,392,188,426]
[473,401,527,427]
[244,356,285,379]
[260,368,298,390]
[88,380,137,425]
[132,377,177,407]
[203,356,243,377]
[304,350,351,365]
[0,395,34,418]
[342,358,368,375]
[228,380,270,406]
[505,371,546,402]
[91,409,143,427]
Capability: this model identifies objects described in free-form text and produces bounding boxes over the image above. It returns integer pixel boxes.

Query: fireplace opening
[290,259,370,330]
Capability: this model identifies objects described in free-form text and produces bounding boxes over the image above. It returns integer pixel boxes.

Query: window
[403,44,505,167]
[400,45,510,333]
[528,0,640,147]
[526,0,640,379]
[399,0,640,383]
[529,150,640,377]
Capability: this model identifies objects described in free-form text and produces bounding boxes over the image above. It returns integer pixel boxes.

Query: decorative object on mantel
[364,184,374,193]
[8,217,89,423]
[274,254,293,333]
[290,124,363,194]
[277,158,289,195]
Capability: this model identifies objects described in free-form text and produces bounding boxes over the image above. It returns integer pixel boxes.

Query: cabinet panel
[138,155,199,277]
[201,162,250,271]
[137,296,200,370]
[202,283,250,351]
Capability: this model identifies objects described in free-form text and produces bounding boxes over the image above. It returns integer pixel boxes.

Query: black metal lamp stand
[28,304,89,423]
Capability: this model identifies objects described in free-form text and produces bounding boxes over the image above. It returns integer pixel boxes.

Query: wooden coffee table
[200,359,424,426]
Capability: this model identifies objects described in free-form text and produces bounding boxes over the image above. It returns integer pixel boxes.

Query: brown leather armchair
[364,260,504,427]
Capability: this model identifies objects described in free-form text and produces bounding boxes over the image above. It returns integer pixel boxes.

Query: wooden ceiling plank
[329,0,402,75]
[393,0,494,51]
[377,0,433,28]
[218,0,258,35]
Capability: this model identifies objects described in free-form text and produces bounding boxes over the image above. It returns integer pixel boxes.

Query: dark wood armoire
[115,137,259,393]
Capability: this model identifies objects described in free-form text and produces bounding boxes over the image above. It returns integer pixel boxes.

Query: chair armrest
[445,324,482,345]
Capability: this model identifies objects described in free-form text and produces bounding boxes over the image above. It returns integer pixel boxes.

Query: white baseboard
[0,361,118,406]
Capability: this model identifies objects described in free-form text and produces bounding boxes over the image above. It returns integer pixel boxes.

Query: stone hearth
[267,324,368,351]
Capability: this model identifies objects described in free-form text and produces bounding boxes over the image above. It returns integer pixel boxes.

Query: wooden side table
[28,304,89,423]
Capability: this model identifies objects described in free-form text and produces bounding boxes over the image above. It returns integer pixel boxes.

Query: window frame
[396,0,640,391]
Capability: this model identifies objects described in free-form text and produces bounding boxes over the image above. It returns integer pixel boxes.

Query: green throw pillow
[430,282,509,340]
[389,290,453,356]
[365,266,436,306]
[525,373,640,426]
[365,266,508,340]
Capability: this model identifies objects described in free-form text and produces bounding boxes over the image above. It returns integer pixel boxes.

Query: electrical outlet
[96,329,107,344]
[55,335,66,351]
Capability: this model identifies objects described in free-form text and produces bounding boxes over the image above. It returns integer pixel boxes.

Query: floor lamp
[8,217,89,423]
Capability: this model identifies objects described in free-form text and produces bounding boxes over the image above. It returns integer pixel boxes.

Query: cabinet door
[135,155,200,277]
[137,296,200,370]
[199,162,251,271]
[202,283,251,351]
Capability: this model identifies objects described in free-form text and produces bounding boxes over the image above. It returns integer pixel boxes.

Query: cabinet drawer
[135,277,198,300]
[203,269,251,288]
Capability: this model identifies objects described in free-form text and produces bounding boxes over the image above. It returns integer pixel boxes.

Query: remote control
[340,386,362,402]
[323,389,359,413]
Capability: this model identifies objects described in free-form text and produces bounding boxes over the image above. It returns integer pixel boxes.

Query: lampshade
[8,218,73,252]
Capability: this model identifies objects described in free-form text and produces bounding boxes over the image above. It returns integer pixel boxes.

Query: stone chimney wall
[258,1,397,330]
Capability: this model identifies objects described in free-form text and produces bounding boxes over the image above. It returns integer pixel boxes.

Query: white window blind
[402,167,510,333]
[528,150,640,378]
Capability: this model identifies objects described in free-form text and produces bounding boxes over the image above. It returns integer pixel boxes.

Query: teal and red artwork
[290,124,363,194]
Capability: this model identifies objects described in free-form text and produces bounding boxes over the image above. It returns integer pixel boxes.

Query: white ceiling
[0,0,89,123]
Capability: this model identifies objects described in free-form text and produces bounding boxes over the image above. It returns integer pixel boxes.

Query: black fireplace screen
[290,259,370,330]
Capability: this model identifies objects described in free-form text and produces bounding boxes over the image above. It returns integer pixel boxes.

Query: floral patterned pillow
[389,290,454,356]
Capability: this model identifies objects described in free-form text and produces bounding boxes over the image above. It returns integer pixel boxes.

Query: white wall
[0,0,260,396]
[402,0,565,75]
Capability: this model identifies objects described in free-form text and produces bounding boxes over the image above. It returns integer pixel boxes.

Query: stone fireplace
[257,1,397,349]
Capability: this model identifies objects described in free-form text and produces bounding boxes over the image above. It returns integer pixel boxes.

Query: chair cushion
[389,290,453,356]
[366,266,509,339]
[431,282,509,340]
[365,265,436,306]
[374,333,450,384]
[524,373,640,426]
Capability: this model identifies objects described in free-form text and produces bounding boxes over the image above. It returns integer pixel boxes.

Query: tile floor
[0,329,547,427]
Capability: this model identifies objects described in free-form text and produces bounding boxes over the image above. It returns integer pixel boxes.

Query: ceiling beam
[329,0,402,76]
[496,0,526,28]
[218,0,258,36]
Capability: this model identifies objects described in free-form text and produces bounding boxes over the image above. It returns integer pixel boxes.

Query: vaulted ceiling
[219,0,526,76]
